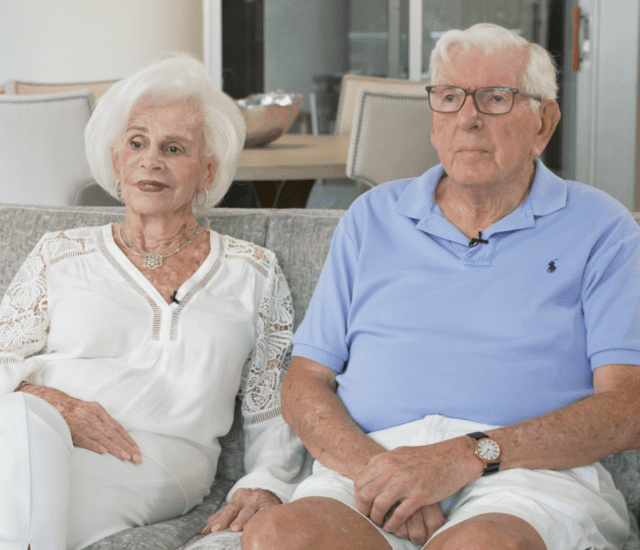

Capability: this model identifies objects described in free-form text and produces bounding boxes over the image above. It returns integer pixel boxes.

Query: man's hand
[391,504,447,545]
[354,438,480,532]
[202,488,283,534]
[19,384,141,464]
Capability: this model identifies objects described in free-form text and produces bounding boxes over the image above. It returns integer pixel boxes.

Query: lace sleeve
[0,230,96,392]
[0,238,51,361]
[238,253,294,424]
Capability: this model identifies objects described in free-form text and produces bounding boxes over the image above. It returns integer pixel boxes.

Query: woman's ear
[532,100,561,158]
[111,147,121,180]
[202,155,218,190]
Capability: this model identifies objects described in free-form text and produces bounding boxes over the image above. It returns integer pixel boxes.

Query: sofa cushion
[265,209,342,330]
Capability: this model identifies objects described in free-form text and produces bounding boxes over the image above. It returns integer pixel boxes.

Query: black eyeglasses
[425,85,543,115]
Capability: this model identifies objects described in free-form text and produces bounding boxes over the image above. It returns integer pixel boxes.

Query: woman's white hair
[85,54,246,210]
[429,23,558,110]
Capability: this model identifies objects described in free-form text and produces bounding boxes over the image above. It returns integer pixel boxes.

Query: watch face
[477,439,500,461]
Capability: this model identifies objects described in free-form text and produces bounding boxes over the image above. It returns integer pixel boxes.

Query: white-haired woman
[0,56,308,550]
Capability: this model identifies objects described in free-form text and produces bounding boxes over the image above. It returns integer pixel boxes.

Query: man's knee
[241,497,391,550]
[241,503,311,550]
[426,514,546,550]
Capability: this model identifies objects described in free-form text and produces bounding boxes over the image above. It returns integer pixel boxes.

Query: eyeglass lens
[429,87,514,114]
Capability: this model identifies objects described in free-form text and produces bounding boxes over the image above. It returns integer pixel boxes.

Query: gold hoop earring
[196,186,209,208]
[115,180,124,202]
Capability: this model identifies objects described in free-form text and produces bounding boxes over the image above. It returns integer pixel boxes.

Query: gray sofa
[1,203,640,550]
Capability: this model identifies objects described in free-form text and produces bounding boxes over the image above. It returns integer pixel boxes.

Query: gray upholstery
[0,203,639,549]
[346,90,441,195]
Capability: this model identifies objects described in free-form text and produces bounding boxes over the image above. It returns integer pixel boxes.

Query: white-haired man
[238,23,640,550]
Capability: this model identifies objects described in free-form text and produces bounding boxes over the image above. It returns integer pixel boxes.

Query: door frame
[572,0,639,209]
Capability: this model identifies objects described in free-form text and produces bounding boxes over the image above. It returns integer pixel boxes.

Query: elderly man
[242,23,640,550]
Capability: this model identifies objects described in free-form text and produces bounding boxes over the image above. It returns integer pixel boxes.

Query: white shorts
[291,415,630,550]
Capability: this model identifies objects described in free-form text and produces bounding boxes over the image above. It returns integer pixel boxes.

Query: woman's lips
[135,180,169,191]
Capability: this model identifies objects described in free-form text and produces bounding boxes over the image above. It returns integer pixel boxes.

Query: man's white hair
[429,23,558,110]
[85,54,246,210]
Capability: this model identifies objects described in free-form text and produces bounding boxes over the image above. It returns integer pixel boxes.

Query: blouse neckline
[101,224,222,309]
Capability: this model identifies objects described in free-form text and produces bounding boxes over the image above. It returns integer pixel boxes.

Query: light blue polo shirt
[293,162,640,433]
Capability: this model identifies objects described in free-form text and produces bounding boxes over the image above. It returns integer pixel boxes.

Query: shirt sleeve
[229,254,312,503]
[292,212,358,372]
[582,211,640,369]
[0,234,52,395]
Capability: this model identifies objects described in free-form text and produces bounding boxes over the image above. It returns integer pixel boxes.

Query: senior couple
[1,23,639,550]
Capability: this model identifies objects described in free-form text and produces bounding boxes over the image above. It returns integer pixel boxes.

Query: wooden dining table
[236,133,350,182]
[232,133,350,208]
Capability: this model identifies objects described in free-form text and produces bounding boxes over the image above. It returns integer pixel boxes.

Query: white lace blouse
[0,225,309,507]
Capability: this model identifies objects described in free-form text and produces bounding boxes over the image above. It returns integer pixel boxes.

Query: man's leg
[425,513,546,550]
[241,497,394,550]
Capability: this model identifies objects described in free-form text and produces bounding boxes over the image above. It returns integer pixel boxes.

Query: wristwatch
[467,431,501,476]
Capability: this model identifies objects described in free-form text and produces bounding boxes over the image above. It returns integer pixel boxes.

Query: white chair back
[0,91,95,206]
[346,90,440,192]
[3,79,118,101]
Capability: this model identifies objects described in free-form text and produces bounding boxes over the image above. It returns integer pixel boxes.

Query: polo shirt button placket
[463,236,495,267]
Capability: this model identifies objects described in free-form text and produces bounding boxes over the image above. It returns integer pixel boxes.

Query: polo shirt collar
[395,160,567,235]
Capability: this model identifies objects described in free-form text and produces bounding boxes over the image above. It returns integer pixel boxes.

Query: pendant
[144,253,163,270]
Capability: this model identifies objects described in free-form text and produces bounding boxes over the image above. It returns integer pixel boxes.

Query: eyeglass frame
[424,85,544,115]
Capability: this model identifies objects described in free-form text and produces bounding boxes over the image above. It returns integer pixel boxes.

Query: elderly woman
[0,56,308,550]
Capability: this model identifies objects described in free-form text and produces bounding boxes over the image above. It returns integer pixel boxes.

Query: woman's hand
[19,384,142,464]
[202,488,283,535]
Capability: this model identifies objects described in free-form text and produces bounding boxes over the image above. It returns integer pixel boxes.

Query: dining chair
[0,91,98,206]
[346,89,440,195]
[3,78,119,103]
[334,74,427,136]
[305,74,429,207]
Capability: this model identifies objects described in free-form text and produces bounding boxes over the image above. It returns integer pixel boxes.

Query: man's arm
[354,363,640,533]
[281,356,386,478]
[281,356,447,545]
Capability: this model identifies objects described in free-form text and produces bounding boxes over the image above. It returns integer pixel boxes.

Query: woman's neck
[121,210,200,253]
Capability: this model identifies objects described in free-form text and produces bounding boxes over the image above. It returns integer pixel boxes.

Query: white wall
[0,0,203,84]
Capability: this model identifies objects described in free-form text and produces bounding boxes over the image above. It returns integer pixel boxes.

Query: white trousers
[0,392,188,550]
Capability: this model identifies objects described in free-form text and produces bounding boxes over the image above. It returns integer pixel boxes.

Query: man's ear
[532,100,561,158]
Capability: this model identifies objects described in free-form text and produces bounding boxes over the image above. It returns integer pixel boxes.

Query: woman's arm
[1,232,140,464]
[18,383,141,463]
[0,236,51,393]
[204,257,310,534]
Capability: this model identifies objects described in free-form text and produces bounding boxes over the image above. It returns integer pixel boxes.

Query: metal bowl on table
[236,91,303,148]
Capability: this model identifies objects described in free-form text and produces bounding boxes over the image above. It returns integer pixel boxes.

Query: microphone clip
[170,290,180,305]
[469,232,489,247]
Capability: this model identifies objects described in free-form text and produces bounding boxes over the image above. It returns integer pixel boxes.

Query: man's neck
[434,165,535,240]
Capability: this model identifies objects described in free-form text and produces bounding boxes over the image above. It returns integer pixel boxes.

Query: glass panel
[263,0,409,133]
[349,0,409,78]
[421,0,550,80]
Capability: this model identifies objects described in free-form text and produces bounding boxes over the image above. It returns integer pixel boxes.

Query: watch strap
[483,462,501,475]
[467,431,489,440]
